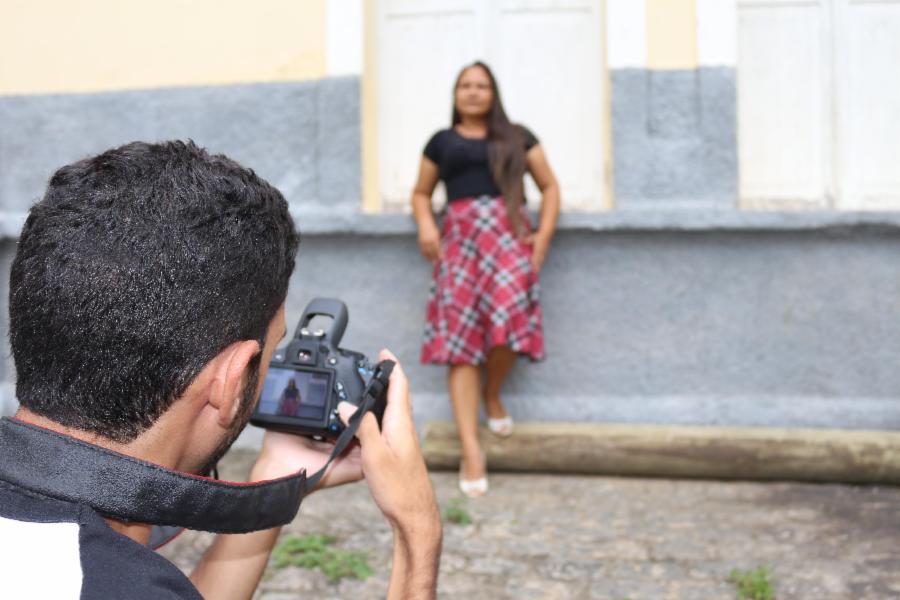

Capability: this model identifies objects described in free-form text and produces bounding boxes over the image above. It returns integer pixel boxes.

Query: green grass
[729,566,774,600]
[271,534,374,583]
[442,498,473,525]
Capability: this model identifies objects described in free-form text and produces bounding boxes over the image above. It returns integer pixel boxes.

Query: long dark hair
[452,61,527,236]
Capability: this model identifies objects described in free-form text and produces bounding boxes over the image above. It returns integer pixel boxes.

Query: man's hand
[338,349,442,600]
[189,399,371,600]
[250,430,363,490]
[191,352,441,600]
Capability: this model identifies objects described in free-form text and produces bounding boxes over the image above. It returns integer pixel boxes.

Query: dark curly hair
[9,140,299,442]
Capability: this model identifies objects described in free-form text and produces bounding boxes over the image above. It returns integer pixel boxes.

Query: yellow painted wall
[646,0,698,70]
[0,0,327,95]
[361,0,379,213]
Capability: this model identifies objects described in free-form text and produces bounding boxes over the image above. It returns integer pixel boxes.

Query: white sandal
[459,454,488,498]
[487,415,514,438]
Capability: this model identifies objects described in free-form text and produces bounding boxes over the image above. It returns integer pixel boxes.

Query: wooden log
[421,421,900,484]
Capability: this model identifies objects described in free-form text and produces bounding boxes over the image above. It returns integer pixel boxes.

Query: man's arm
[337,350,443,599]
[188,432,367,599]
[388,517,443,600]
[189,527,281,600]
[187,350,441,600]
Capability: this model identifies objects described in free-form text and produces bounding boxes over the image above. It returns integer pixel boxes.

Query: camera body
[250,298,389,439]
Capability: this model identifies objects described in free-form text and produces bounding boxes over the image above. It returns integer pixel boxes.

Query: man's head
[9,141,299,444]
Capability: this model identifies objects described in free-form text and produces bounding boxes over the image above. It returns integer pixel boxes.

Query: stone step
[421,421,900,484]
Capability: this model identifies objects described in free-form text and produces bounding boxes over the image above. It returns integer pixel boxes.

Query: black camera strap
[146,403,368,548]
[305,359,393,489]
[304,403,366,491]
[147,360,394,548]
[0,361,396,551]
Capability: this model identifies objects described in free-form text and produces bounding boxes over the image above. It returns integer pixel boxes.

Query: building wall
[233,220,900,447]
[0,79,361,214]
[0,0,364,216]
[607,0,738,208]
[0,0,329,94]
[1,0,741,213]
[293,227,900,424]
[2,0,899,435]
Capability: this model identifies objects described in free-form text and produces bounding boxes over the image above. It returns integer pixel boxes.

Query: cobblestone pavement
[159,449,900,599]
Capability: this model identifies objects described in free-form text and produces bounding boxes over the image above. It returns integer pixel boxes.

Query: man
[0,141,442,599]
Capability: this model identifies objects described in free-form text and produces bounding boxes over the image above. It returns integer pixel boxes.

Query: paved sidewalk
[159,449,900,599]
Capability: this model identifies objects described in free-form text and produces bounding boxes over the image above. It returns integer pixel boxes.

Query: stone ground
[159,449,900,599]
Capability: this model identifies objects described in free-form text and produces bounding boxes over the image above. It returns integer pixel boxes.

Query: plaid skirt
[420,195,545,365]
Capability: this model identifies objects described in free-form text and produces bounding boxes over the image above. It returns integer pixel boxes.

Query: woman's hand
[417,219,443,263]
[524,231,552,273]
[524,144,559,274]
[411,157,442,264]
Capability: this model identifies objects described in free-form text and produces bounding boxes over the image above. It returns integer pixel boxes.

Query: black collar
[0,417,306,534]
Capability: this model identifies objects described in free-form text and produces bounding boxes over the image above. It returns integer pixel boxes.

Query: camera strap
[305,359,394,490]
[304,414,362,490]
[147,360,395,548]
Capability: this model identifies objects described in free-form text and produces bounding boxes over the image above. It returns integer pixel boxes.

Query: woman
[277,378,302,417]
[411,61,560,497]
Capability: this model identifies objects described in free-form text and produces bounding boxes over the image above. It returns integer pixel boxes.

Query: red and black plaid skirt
[421,195,545,365]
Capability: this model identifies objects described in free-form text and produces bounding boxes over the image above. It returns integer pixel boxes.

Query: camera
[250,298,392,439]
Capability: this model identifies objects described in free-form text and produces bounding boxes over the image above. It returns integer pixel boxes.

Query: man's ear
[208,340,261,428]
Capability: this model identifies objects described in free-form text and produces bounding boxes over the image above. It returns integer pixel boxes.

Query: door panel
[493,0,604,209]
[377,2,481,206]
[737,0,831,205]
[738,0,900,209]
[839,0,900,208]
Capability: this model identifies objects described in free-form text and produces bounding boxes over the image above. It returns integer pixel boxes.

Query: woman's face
[455,66,493,119]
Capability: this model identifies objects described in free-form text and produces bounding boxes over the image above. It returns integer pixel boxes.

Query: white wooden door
[836,0,900,209]
[375,0,607,211]
[738,0,900,209]
[737,0,834,208]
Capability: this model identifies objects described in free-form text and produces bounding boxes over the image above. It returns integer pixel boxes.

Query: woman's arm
[525,145,560,272]
[411,157,442,263]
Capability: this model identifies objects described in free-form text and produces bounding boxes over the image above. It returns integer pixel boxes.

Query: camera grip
[367,359,395,428]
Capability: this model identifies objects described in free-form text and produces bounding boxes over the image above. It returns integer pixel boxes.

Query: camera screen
[256,367,331,421]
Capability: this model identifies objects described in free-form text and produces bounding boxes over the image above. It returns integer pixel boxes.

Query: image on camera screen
[256,367,331,421]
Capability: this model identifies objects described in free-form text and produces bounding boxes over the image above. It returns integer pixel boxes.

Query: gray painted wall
[611,67,738,209]
[0,79,361,212]
[2,68,739,214]
[4,226,899,438]
[0,241,12,417]
[278,229,900,432]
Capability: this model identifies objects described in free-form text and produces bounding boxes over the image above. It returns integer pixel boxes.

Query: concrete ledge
[5,208,900,239]
[421,421,900,484]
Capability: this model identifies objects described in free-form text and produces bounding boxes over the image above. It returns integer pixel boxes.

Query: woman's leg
[484,345,517,419]
[448,364,485,480]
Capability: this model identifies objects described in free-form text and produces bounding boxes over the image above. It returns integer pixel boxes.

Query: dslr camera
[250,298,392,439]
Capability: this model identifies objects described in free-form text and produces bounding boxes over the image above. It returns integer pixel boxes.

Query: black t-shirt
[423,125,539,202]
[0,418,202,599]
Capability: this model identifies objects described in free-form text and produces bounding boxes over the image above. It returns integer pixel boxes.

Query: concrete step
[421,421,900,484]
